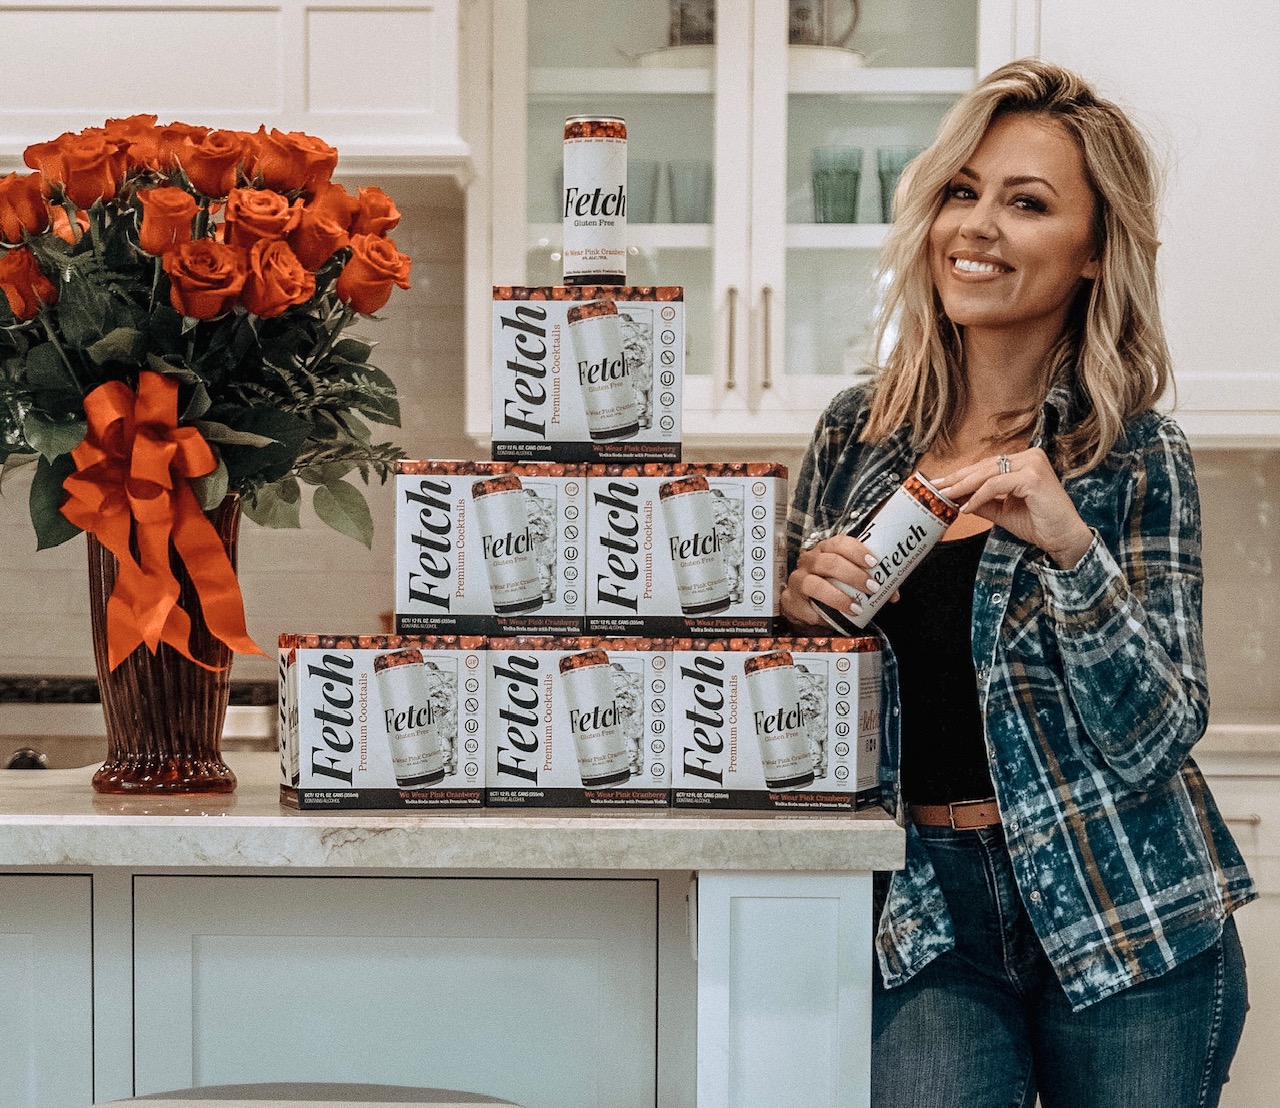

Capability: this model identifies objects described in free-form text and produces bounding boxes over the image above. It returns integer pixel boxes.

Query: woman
[781,59,1255,1108]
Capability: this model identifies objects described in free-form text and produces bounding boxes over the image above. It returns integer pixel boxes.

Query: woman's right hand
[781,535,881,631]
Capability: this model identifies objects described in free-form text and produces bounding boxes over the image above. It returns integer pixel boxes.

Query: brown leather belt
[908,799,1002,830]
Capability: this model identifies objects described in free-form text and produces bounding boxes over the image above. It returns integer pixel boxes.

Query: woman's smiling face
[929,112,1101,342]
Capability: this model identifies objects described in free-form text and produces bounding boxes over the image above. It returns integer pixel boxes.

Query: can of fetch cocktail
[558,649,633,788]
[471,475,545,616]
[814,472,960,632]
[566,299,640,441]
[563,115,627,285]
[743,650,816,791]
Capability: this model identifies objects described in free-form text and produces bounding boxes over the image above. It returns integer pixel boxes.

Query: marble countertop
[0,751,905,874]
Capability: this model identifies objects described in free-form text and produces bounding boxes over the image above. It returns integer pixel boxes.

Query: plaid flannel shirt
[787,380,1257,1011]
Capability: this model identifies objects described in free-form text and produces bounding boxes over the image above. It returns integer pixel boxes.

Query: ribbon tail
[170,489,266,660]
[130,518,184,653]
[105,592,147,671]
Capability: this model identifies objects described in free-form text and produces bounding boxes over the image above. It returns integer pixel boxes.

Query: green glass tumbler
[877,145,924,224]
[812,146,863,224]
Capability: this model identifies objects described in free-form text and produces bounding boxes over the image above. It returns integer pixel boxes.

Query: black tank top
[873,528,996,805]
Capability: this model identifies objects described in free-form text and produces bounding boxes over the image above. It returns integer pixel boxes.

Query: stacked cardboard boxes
[281,130,881,812]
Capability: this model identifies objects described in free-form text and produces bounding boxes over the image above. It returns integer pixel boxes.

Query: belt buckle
[948,799,984,830]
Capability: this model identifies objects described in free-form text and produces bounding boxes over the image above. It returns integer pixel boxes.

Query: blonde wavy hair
[863,58,1171,476]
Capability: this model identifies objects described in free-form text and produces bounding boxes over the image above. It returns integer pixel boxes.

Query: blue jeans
[871,823,1248,1108]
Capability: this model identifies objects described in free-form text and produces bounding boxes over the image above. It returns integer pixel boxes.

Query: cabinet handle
[760,284,774,389]
[1225,814,1262,827]
[726,286,738,390]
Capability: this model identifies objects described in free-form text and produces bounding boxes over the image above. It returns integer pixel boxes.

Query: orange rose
[224,187,302,250]
[250,127,338,194]
[21,136,68,190]
[0,246,58,320]
[241,239,316,318]
[138,187,198,255]
[154,123,203,173]
[162,240,248,320]
[103,114,162,172]
[352,186,401,236]
[307,182,360,232]
[335,233,411,315]
[24,129,122,209]
[0,172,51,243]
[288,204,349,270]
[181,130,251,199]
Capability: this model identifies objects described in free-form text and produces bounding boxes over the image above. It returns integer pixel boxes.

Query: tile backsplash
[0,176,1275,733]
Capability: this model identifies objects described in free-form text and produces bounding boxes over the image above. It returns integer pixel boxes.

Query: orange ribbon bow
[60,371,265,670]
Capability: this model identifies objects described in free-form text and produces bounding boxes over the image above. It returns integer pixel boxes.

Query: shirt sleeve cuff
[1031,530,1124,618]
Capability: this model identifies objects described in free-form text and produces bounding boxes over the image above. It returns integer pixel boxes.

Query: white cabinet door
[0,875,93,1108]
[133,875,657,1108]
[0,0,465,175]
[1038,0,1280,444]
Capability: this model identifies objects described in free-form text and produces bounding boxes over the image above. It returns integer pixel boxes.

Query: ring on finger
[997,454,1012,475]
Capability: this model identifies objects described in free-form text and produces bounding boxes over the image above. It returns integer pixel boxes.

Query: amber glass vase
[88,496,242,794]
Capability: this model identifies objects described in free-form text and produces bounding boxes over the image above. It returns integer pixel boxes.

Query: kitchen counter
[0,751,904,874]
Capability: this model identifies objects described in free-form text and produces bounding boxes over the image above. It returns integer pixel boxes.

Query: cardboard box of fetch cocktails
[491,285,683,464]
[669,636,882,811]
[278,634,487,809]
[393,461,588,636]
[485,636,673,808]
[584,463,788,637]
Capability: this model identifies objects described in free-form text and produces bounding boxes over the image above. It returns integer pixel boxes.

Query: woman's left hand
[934,448,1094,569]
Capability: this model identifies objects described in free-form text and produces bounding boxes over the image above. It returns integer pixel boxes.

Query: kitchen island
[0,751,903,1108]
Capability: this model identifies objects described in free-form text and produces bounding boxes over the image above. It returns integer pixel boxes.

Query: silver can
[472,475,544,615]
[374,648,449,787]
[815,471,960,632]
[659,475,732,616]
[567,299,639,441]
[559,649,632,788]
[563,115,627,286]
[744,650,815,790]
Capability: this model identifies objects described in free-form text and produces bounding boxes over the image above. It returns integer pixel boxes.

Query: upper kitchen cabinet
[1039,0,1280,446]
[465,0,1039,453]
[0,0,467,178]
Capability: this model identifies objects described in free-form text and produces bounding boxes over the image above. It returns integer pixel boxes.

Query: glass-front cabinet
[472,0,1036,453]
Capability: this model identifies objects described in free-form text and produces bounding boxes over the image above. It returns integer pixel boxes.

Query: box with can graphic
[491,285,683,463]
[486,637,673,808]
[279,634,487,809]
[584,463,787,636]
[394,461,588,636]
[669,637,882,811]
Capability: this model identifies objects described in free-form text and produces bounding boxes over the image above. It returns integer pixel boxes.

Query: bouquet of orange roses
[0,115,411,550]
[0,116,412,668]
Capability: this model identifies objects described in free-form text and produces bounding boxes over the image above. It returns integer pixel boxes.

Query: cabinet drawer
[133,875,656,1108]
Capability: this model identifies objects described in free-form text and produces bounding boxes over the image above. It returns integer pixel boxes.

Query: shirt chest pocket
[994,581,1059,670]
